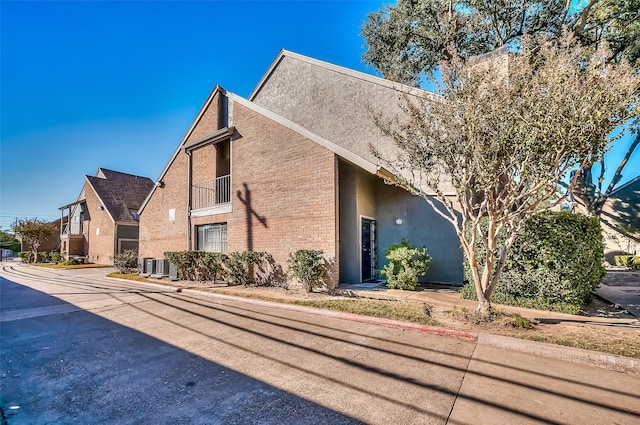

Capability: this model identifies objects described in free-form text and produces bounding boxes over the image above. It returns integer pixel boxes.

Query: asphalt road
[1,264,639,424]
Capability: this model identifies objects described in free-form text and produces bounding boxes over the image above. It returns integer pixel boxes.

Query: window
[196,223,227,252]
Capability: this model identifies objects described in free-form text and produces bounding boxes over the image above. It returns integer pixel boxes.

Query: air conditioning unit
[169,263,179,281]
[137,257,146,274]
[152,258,170,278]
[145,258,156,276]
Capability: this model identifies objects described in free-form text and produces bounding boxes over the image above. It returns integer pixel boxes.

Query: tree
[361,0,572,84]
[373,33,639,314]
[13,219,56,263]
[362,0,640,214]
[0,230,21,252]
[571,0,640,215]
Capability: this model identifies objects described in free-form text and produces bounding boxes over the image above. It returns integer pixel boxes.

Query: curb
[478,333,640,375]
[109,277,639,375]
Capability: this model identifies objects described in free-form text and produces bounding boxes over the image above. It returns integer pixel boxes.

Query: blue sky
[1,0,638,231]
[0,0,386,230]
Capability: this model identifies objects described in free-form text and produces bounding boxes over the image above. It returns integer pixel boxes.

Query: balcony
[61,221,83,236]
[191,175,231,210]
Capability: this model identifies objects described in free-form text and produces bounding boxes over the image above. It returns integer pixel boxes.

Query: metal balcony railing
[191,174,231,210]
[61,221,83,236]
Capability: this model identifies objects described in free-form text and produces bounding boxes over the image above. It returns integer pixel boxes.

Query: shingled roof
[87,168,154,223]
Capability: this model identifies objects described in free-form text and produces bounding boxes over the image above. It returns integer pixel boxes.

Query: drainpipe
[187,150,193,251]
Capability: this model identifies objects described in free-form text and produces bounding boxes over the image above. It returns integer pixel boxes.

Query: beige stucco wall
[252,54,455,195]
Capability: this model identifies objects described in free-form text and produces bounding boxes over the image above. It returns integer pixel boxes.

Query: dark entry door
[361,217,377,282]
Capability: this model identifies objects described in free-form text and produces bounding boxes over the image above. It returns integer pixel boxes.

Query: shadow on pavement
[0,277,364,424]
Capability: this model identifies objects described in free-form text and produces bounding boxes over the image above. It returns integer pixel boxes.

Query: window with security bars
[196,223,227,252]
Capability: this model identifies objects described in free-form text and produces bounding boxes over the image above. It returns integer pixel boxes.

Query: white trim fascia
[610,174,640,196]
[228,93,379,175]
[190,203,233,218]
[248,49,439,102]
[85,176,116,224]
[139,85,227,214]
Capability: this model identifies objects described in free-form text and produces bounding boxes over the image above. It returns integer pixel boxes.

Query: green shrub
[380,239,431,290]
[39,251,50,263]
[199,252,228,281]
[287,250,326,292]
[254,253,287,288]
[112,249,139,274]
[19,251,31,263]
[461,211,605,314]
[49,251,63,264]
[165,251,227,281]
[614,255,631,266]
[165,251,198,280]
[165,251,275,284]
[614,255,640,269]
[225,251,266,286]
[62,257,82,266]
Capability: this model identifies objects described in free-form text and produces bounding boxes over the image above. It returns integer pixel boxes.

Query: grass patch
[207,289,440,326]
[289,299,441,326]
[523,333,640,359]
[106,272,155,282]
[33,263,111,269]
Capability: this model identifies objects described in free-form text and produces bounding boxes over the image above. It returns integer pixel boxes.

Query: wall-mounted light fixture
[98,206,105,210]
[395,218,403,225]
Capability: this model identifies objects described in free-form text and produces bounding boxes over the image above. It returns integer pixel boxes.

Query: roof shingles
[87,168,154,223]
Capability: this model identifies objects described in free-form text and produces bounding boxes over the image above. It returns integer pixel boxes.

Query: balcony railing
[61,221,83,236]
[191,175,231,210]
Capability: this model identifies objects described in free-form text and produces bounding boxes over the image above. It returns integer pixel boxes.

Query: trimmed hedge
[461,211,605,314]
[112,249,139,274]
[163,251,286,287]
[164,251,228,282]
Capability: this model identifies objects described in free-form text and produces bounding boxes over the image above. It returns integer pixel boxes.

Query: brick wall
[138,151,190,258]
[140,95,339,287]
[225,102,338,286]
[81,180,116,264]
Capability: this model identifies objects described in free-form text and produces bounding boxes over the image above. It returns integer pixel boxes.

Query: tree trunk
[475,292,492,316]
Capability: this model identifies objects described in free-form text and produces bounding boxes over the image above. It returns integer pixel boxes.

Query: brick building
[59,168,154,264]
[138,51,463,286]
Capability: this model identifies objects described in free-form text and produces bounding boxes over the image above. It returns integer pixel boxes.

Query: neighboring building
[138,51,463,286]
[599,175,640,261]
[59,168,154,264]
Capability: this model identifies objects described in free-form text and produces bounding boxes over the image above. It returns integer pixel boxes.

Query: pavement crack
[446,342,477,424]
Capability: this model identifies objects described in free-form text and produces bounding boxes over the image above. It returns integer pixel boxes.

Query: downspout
[187,150,193,251]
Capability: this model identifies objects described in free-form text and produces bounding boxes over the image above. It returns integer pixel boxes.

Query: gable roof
[138,85,397,214]
[249,49,453,195]
[610,174,640,197]
[249,50,432,166]
[249,49,428,100]
[86,168,154,223]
